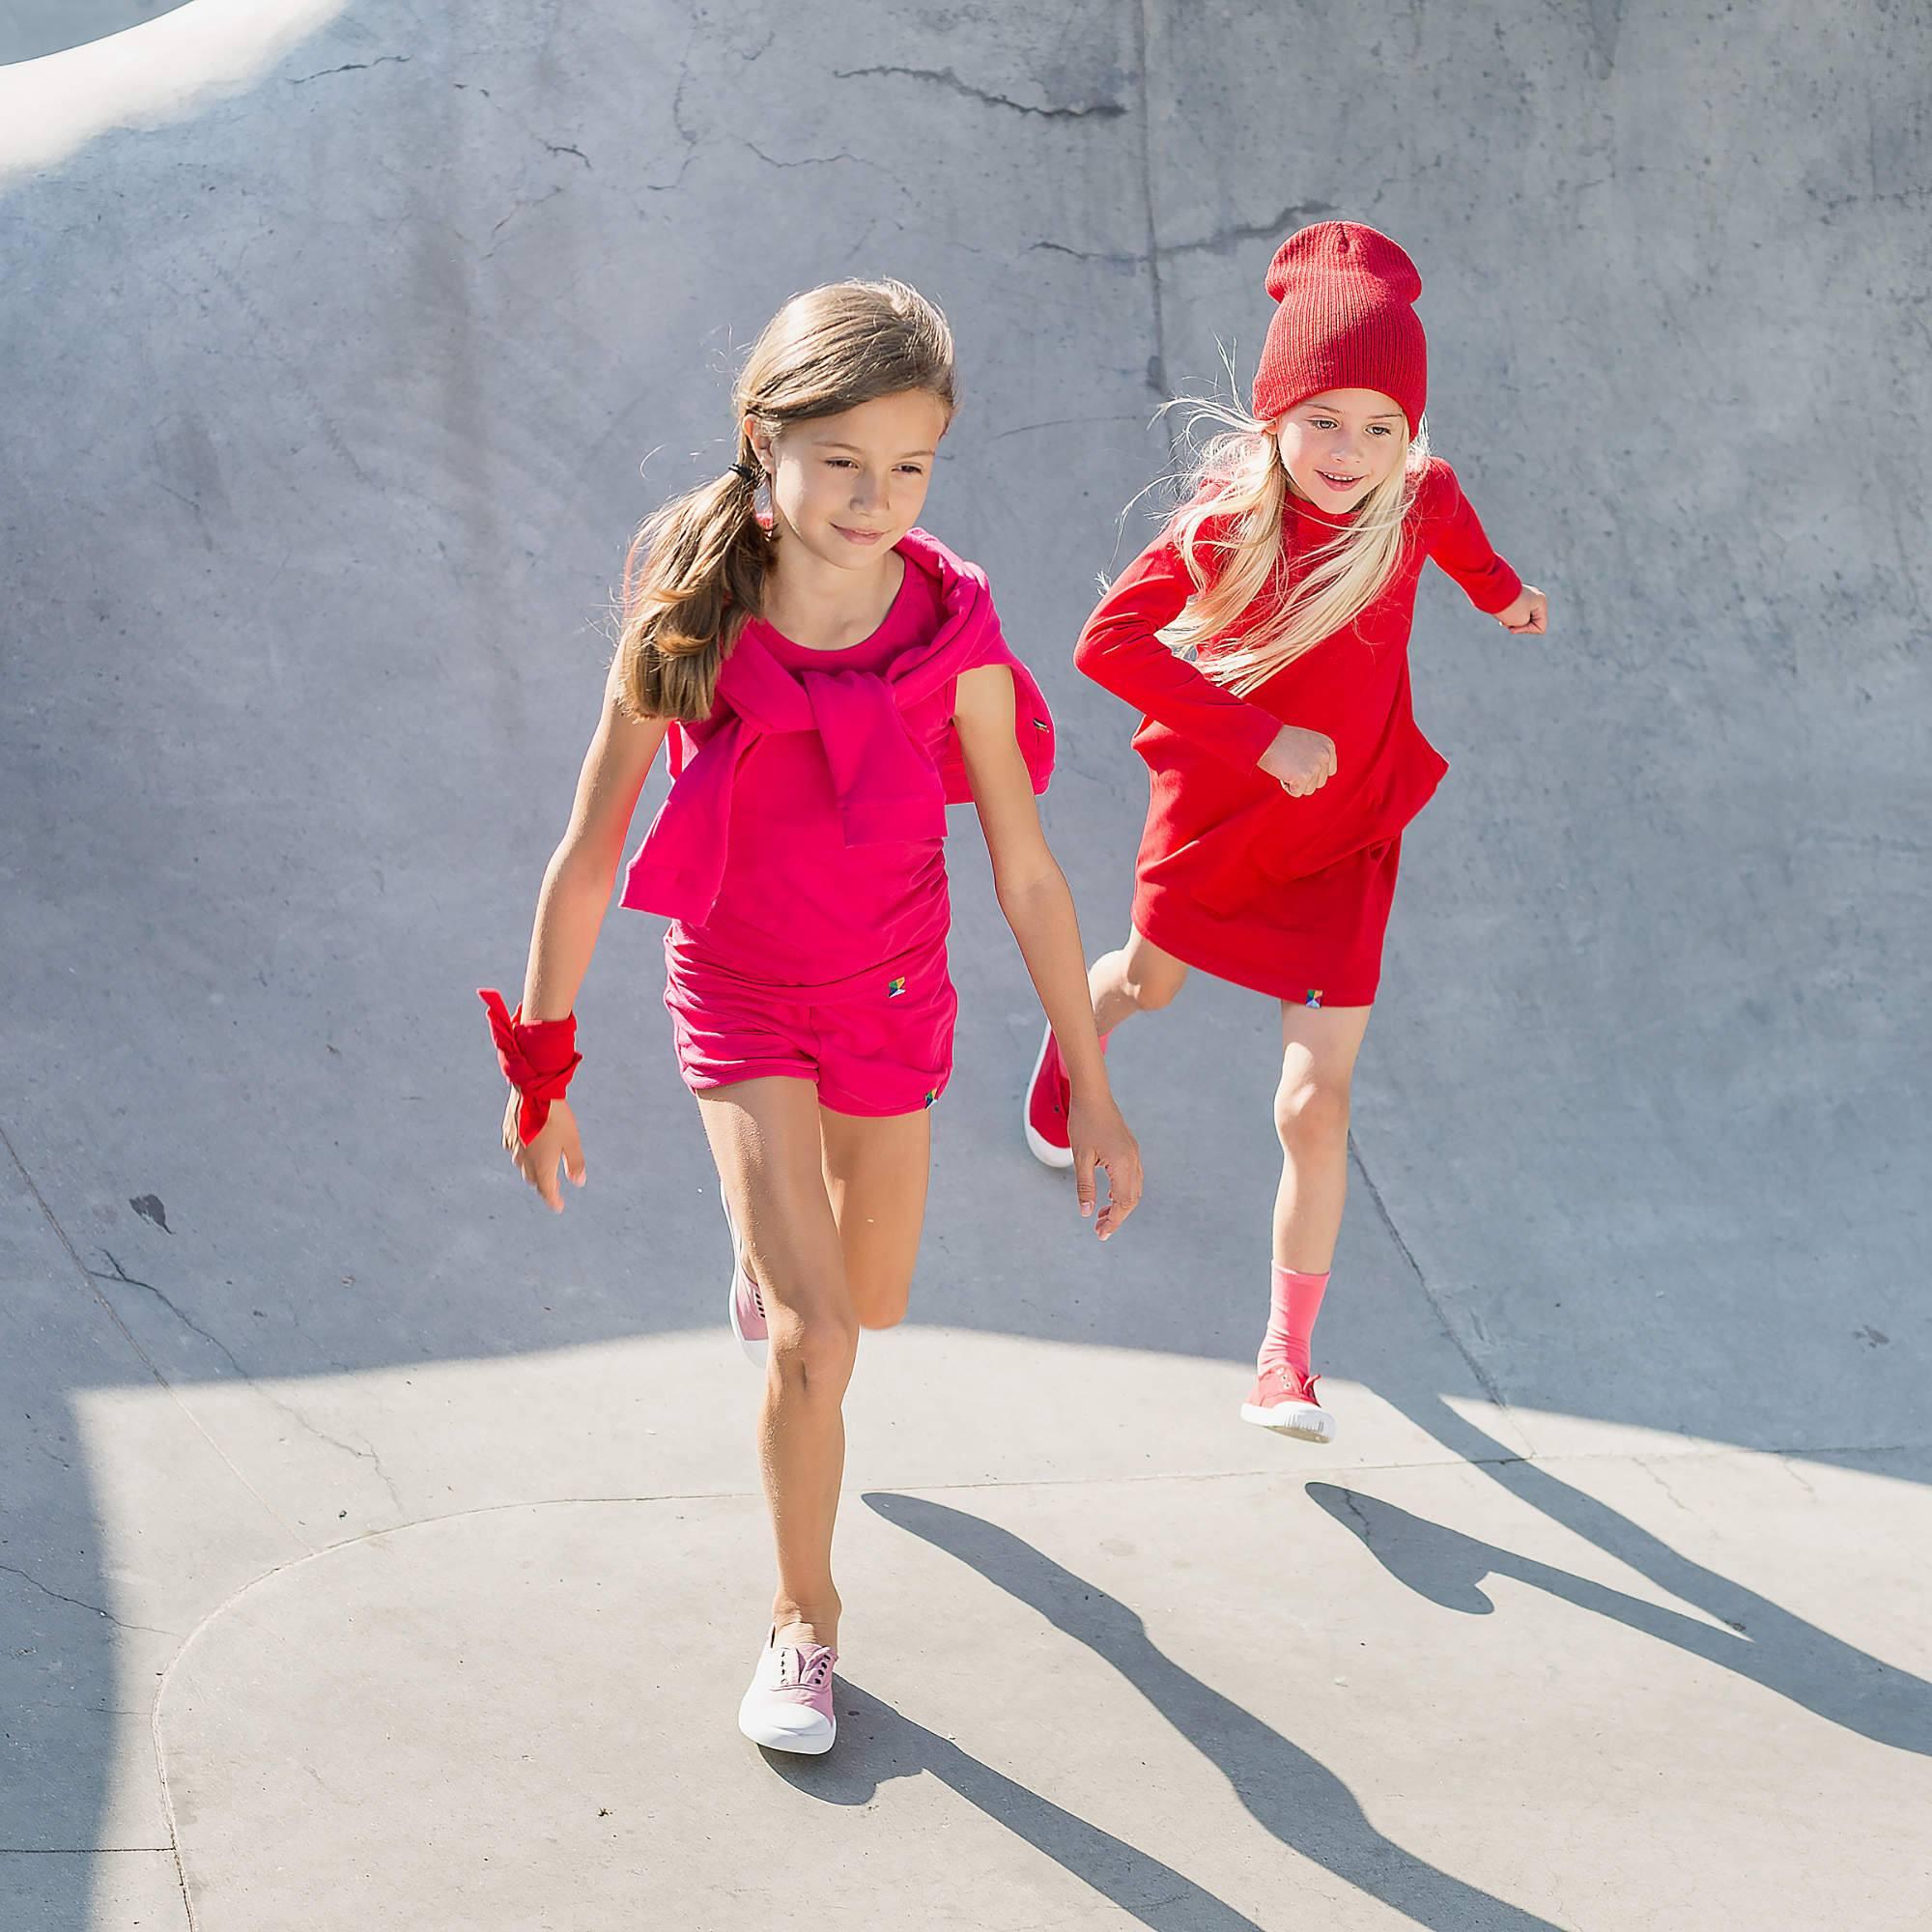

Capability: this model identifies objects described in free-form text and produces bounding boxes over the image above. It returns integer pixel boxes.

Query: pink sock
[1259,1263,1329,1378]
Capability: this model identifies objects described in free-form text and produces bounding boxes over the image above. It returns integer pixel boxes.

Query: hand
[1069,1092,1143,1240]
[1495,586,1548,635]
[501,1092,586,1213]
[1258,724,1338,798]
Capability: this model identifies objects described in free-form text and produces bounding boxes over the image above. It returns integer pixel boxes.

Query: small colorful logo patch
[1305,988,1324,1009]
[887,977,907,999]
[923,1088,939,1108]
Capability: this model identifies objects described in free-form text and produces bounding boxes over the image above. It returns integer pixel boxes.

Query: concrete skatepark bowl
[2,3,1928,1927]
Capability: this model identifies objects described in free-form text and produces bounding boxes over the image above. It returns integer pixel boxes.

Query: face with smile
[1272,388,1406,510]
[751,388,951,572]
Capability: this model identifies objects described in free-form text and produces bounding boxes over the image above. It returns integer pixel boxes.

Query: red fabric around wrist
[478,988,582,1145]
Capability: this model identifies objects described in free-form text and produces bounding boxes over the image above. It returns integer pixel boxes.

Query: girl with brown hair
[482,279,1141,1753]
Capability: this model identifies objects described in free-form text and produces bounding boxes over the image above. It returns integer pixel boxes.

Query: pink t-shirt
[665,556,954,987]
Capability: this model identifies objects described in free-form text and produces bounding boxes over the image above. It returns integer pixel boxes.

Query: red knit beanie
[1250,221,1427,436]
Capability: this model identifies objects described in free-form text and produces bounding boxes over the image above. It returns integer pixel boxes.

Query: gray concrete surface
[2,3,1928,1927]
[0,3,193,71]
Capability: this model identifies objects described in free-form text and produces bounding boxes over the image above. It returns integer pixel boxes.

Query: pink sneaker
[1239,1363,1338,1442]
[737,1635,838,1754]
[723,1191,767,1366]
[1023,1023,1075,1168]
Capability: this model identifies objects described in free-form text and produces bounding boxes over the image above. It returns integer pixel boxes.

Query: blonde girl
[1023,223,1545,1439]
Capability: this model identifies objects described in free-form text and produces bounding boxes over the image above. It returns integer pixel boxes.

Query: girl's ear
[743,413,775,476]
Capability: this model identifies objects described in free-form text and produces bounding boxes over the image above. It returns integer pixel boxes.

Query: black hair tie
[730,462,759,486]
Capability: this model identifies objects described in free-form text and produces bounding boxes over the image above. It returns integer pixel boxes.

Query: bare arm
[953,664,1142,1237]
[498,659,669,1208]
[521,657,671,1019]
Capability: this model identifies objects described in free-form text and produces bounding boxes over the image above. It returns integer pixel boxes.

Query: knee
[856,1298,908,1333]
[1123,955,1185,1014]
[773,1306,860,1394]
[1129,975,1180,1014]
[1274,1072,1351,1152]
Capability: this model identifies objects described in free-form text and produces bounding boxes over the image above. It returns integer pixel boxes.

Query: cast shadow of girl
[763,1679,1264,1930]
[857,1490,1564,1932]
[1305,1463,1932,1758]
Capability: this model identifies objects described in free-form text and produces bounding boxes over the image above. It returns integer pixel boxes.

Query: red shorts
[663,941,956,1118]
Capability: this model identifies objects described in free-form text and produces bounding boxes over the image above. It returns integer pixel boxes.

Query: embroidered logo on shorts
[1305,988,1324,1009]
[923,1088,939,1108]
[886,977,907,999]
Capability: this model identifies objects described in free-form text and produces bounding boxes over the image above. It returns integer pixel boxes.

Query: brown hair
[616,279,956,722]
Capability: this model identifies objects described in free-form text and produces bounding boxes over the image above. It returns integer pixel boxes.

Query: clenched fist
[1495,586,1548,635]
[1259,724,1338,798]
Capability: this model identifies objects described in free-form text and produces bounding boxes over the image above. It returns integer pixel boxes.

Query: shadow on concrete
[767,1682,1264,1931]
[866,1491,1564,1932]
[1307,1454,1932,1758]
[6,1,1929,1921]
[0,1,194,69]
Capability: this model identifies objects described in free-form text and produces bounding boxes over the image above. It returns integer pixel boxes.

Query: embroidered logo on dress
[1305,988,1324,1009]
[887,977,907,999]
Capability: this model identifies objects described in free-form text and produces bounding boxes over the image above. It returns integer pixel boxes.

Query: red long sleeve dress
[1073,457,1521,1007]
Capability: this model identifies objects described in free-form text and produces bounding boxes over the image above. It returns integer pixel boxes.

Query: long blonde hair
[617,279,956,722]
[1160,398,1430,696]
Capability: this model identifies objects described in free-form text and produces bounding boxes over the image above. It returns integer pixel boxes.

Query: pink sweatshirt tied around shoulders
[620,527,1054,925]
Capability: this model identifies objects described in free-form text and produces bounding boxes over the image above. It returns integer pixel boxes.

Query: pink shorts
[663,942,957,1118]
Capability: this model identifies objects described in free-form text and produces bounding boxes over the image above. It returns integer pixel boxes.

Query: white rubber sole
[1022,1023,1075,1170]
[722,1190,767,1368]
[1238,1399,1338,1443]
[737,1699,835,1754]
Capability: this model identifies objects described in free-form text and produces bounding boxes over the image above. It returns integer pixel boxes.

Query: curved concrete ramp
[3,4,1928,1927]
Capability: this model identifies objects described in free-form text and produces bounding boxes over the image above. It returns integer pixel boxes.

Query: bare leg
[818,1104,931,1332]
[1271,1003,1375,1272]
[697,1077,859,1654]
[1088,925,1190,1037]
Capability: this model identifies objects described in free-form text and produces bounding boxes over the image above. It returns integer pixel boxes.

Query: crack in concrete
[1171,198,1339,258]
[1348,1135,1514,1419]
[0,1561,177,1639]
[638,154,698,197]
[1031,239,1141,267]
[0,1128,306,1558]
[1777,1457,1819,1499]
[287,56,411,87]
[544,142,591,169]
[744,140,890,179]
[1340,1488,1377,1548]
[1132,0,1175,429]
[669,33,701,147]
[831,65,1125,120]
[94,1252,248,1381]
[90,1253,402,1515]
[986,412,1149,443]
[1635,1457,1697,1518]
[488,184,565,243]
[2,1129,299,1930]
[1033,199,1341,271]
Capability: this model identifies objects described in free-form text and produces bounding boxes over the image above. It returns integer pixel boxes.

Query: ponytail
[616,439,773,723]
